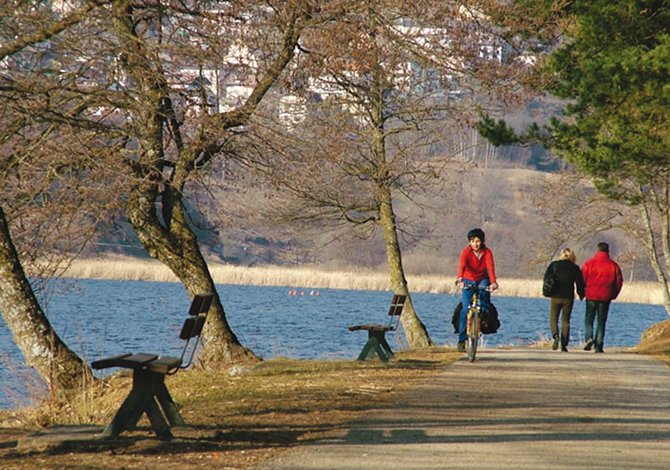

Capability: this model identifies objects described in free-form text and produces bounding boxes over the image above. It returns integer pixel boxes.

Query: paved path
[263,348,670,470]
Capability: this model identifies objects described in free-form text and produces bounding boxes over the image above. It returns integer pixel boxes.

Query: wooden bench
[91,293,213,440]
[348,294,406,362]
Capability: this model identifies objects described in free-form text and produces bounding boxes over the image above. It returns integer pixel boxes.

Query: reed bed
[61,255,667,306]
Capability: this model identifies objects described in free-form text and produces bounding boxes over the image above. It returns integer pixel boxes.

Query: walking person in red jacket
[455,228,498,352]
[581,242,624,353]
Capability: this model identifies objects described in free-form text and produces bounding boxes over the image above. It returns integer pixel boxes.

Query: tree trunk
[110,0,311,366]
[378,191,433,348]
[371,105,432,347]
[659,178,670,312]
[126,182,258,366]
[0,206,92,397]
[639,201,670,315]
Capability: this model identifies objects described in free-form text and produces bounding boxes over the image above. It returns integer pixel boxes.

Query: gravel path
[263,348,670,470]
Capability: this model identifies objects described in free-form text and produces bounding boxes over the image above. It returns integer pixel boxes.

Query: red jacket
[457,245,497,284]
[582,251,623,302]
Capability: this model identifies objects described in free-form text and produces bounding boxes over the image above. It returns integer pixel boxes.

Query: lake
[1,278,667,409]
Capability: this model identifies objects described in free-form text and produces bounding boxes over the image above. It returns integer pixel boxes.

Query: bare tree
[521,171,644,273]
[2,1,365,366]
[0,1,123,396]
[234,1,535,348]
[102,1,337,364]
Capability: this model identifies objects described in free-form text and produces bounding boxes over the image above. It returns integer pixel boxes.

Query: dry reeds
[61,255,667,305]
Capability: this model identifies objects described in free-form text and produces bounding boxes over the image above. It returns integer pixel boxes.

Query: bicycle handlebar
[455,282,492,292]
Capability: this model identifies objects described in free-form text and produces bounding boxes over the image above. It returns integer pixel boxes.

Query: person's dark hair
[597,242,609,252]
[467,228,485,243]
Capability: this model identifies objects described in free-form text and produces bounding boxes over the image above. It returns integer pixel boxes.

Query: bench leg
[377,334,394,360]
[152,373,184,427]
[100,370,174,439]
[144,396,173,439]
[100,374,148,438]
[357,331,393,362]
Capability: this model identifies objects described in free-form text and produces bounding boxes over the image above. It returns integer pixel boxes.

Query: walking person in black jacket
[543,248,586,352]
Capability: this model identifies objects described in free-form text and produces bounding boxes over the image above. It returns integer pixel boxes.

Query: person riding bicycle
[455,228,498,352]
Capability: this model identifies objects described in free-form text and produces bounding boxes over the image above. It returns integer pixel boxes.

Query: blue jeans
[459,279,491,343]
[584,300,610,350]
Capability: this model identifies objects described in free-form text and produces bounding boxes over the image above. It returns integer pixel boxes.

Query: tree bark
[0,206,92,396]
[378,191,433,347]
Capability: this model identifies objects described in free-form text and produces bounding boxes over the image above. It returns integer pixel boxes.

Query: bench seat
[348,324,393,333]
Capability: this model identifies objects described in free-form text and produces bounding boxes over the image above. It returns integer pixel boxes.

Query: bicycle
[460,284,491,362]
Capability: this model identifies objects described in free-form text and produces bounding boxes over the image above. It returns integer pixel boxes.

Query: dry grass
[0,348,459,469]
[634,319,670,364]
[62,255,668,305]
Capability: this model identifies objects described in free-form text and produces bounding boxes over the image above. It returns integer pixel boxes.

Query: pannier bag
[451,302,500,335]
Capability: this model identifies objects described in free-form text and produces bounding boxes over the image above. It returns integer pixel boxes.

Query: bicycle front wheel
[467,312,479,362]
[467,336,478,362]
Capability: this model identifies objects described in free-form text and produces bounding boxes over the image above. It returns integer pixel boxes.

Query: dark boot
[552,334,559,351]
[561,335,569,352]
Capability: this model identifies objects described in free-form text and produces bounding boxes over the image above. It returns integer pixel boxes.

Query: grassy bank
[62,255,667,305]
[1,335,668,469]
[0,348,460,469]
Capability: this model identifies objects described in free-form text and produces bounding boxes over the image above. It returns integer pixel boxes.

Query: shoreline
[60,255,667,306]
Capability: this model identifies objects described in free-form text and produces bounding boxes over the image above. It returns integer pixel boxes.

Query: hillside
[212,166,643,279]
[91,166,649,281]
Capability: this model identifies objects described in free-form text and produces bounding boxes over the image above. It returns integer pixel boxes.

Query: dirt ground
[263,347,670,470]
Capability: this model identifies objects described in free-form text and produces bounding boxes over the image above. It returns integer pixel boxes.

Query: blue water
[0,278,667,409]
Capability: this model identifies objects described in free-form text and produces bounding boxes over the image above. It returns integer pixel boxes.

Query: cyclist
[455,228,498,352]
